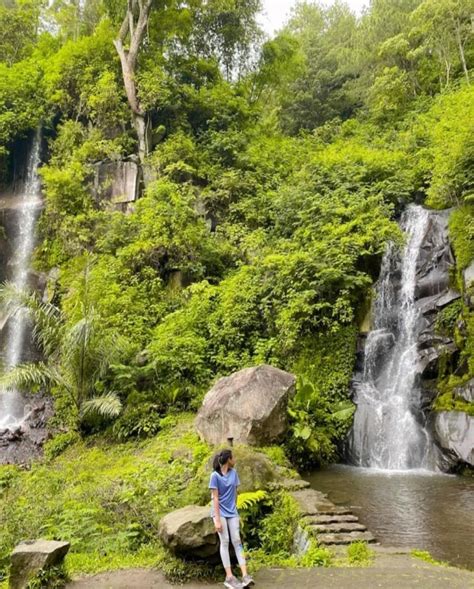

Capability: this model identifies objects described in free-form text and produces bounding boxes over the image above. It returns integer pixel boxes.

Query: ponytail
[212,449,233,474]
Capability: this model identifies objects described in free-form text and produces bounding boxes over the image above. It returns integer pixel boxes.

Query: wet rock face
[0,394,54,465]
[434,412,474,467]
[195,365,296,446]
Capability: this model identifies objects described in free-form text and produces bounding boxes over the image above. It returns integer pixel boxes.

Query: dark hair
[213,449,233,473]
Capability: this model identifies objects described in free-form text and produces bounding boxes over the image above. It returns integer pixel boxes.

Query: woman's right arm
[211,489,222,533]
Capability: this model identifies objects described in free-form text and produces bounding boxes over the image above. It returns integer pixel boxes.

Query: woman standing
[209,449,254,589]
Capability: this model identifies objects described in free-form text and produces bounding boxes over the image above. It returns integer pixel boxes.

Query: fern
[237,490,269,510]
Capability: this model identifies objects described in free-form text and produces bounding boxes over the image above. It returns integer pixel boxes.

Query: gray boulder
[195,365,296,446]
[9,539,70,589]
[434,411,474,467]
[158,506,218,558]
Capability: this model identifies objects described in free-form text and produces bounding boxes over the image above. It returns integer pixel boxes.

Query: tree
[411,0,472,87]
[0,0,41,65]
[0,263,125,428]
[114,0,154,162]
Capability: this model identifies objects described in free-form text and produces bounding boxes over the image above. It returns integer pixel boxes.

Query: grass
[411,550,447,567]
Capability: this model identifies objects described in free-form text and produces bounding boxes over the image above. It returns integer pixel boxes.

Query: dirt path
[67,552,474,589]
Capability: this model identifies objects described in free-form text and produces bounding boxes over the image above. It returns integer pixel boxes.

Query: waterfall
[349,205,441,471]
[0,131,42,429]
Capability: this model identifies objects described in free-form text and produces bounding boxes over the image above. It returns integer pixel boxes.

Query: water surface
[307,465,474,569]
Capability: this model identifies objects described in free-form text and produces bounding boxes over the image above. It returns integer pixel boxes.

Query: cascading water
[0,130,42,429]
[349,205,441,471]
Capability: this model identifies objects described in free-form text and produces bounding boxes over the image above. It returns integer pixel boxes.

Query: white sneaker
[224,576,244,589]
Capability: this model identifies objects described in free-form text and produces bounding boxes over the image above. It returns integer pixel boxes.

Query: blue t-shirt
[209,468,240,518]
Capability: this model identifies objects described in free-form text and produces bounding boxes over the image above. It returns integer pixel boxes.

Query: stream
[308,465,474,570]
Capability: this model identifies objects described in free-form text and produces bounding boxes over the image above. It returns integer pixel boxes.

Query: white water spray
[0,131,42,429]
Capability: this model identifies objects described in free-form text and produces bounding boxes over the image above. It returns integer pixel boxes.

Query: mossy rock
[188,445,280,504]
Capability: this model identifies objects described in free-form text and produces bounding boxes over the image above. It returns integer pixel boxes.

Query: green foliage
[237,490,272,547]
[449,206,474,271]
[43,431,81,461]
[347,541,374,566]
[435,300,463,336]
[0,266,128,429]
[411,549,446,566]
[26,564,68,589]
[424,86,474,209]
[257,493,300,555]
[0,416,211,578]
[433,392,474,416]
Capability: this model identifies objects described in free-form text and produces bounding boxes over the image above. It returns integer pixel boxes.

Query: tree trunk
[114,0,154,164]
[455,24,470,83]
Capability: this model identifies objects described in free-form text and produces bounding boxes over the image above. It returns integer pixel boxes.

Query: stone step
[304,514,359,525]
[290,490,333,515]
[310,522,367,534]
[316,531,376,545]
[316,507,353,516]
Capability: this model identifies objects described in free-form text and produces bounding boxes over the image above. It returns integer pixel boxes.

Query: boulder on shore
[9,539,70,589]
[158,505,218,558]
[195,364,296,446]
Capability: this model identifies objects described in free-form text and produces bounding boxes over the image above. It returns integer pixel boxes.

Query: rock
[195,365,296,446]
[435,289,461,309]
[93,159,140,207]
[9,539,70,589]
[453,378,474,403]
[304,514,359,525]
[316,531,376,545]
[310,522,367,533]
[289,489,334,515]
[230,447,277,491]
[418,343,458,379]
[158,505,218,558]
[434,411,474,466]
[463,261,474,290]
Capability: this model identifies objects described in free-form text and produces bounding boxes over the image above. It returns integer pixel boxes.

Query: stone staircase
[289,487,376,546]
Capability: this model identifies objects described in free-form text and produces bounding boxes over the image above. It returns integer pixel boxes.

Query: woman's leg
[215,517,233,578]
[228,517,248,577]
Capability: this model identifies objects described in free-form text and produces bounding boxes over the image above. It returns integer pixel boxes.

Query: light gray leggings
[214,516,246,569]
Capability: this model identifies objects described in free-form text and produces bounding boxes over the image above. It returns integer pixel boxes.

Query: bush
[347,541,374,566]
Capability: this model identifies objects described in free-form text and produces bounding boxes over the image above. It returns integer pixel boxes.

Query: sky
[259,0,369,35]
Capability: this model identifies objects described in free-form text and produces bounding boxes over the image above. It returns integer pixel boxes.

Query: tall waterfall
[0,131,42,429]
[349,205,441,471]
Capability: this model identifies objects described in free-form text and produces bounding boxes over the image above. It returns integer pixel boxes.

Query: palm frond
[81,392,122,419]
[0,362,59,392]
[0,282,64,355]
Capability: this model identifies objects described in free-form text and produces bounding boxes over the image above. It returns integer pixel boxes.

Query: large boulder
[158,506,218,558]
[9,540,70,589]
[195,365,296,446]
[434,411,474,467]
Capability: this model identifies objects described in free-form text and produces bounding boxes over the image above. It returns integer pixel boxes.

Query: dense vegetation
[0,0,473,581]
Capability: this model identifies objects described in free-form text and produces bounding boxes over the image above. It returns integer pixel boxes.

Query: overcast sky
[259,0,369,35]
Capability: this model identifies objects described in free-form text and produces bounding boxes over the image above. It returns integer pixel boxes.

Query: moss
[433,392,474,416]
[449,206,474,272]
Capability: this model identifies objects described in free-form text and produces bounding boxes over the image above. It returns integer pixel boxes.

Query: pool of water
[307,465,474,570]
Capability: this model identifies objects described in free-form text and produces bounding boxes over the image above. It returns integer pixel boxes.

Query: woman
[209,449,254,589]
